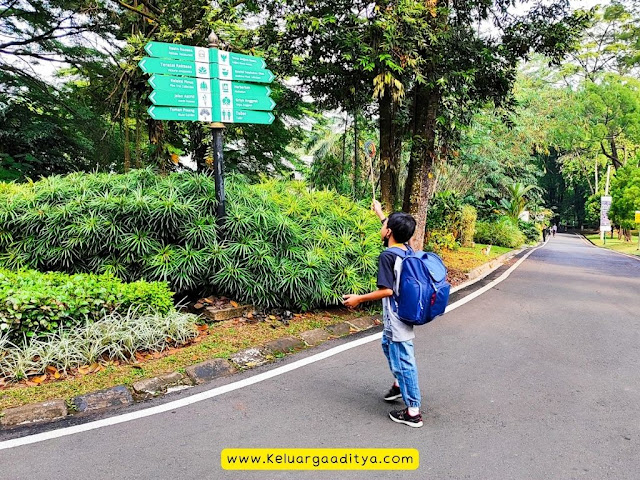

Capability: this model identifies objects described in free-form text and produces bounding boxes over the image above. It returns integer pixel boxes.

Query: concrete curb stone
[0,399,67,427]
[262,336,304,355]
[230,348,269,369]
[72,385,133,413]
[132,372,185,397]
[326,322,352,337]
[299,328,331,346]
[346,315,381,331]
[185,358,235,384]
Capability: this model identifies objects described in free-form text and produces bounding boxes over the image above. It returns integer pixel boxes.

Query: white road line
[0,244,543,451]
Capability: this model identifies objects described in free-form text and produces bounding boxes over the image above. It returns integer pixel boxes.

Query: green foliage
[0,310,198,380]
[426,191,463,233]
[0,268,173,343]
[0,170,381,311]
[500,183,542,220]
[609,165,640,228]
[474,217,526,248]
[518,221,541,243]
[424,230,457,254]
[459,205,477,248]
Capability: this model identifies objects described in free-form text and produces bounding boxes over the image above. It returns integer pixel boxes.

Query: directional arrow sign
[213,64,274,83]
[149,90,199,107]
[144,42,209,62]
[213,80,275,111]
[141,58,273,83]
[147,106,213,122]
[139,57,211,78]
[147,105,273,124]
[209,49,267,70]
[215,109,275,124]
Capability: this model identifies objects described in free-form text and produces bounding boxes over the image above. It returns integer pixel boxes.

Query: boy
[343,201,423,428]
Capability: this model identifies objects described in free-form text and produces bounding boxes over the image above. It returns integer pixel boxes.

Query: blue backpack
[388,246,451,325]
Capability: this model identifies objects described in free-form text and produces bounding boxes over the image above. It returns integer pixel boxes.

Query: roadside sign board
[140,57,273,83]
[144,42,267,69]
[139,57,211,78]
[147,105,274,124]
[635,211,640,223]
[140,42,275,124]
[600,196,612,232]
[147,76,274,111]
[144,42,209,63]
[212,80,275,113]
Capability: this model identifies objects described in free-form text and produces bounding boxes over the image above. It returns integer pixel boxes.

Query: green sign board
[217,109,275,124]
[210,48,267,69]
[147,106,201,121]
[213,81,274,111]
[140,57,273,83]
[148,105,274,124]
[148,75,200,92]
[144,42,267,69]
[139,57,211,78]
[144,42,209,62]
[141,42,275,124]
[147,76,274,111]
[149,90,200,107]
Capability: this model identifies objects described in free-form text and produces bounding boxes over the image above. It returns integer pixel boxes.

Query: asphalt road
[1,234,639,480]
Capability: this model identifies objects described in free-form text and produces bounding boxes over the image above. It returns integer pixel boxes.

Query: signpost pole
[209,31,226,225]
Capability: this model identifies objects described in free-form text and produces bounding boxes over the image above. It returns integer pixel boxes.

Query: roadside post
[208,31,226,223]
[139,35,276,225]
[600,165,612,245]
[600,196,612,245]
[636,211,640,250]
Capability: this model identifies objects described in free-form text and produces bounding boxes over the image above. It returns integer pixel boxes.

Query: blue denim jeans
[381,335,421,408]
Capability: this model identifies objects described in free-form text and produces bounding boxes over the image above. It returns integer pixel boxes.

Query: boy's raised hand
[342,294,361,309]
[371,199,384,220]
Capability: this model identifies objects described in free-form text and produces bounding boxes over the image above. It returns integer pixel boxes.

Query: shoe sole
[389,412,423,428]
[384,393,403,402]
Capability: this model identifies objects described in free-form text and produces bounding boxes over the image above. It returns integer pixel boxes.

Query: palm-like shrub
[0,170,381,310]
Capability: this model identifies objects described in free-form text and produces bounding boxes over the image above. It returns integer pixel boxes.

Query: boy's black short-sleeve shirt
[377,250,400,290]
[377,247,415,341]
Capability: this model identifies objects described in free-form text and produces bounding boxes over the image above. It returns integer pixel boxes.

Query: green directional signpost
[139,35,277,221]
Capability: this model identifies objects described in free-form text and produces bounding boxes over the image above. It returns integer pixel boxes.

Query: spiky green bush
[0,169,381,310]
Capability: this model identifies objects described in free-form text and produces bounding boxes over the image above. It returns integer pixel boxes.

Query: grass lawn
[585,232,640,257]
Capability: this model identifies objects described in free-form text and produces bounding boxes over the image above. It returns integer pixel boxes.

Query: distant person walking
[552,224,557,237]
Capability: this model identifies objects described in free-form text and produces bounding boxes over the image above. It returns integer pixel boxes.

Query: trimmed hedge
[0,268,173,342]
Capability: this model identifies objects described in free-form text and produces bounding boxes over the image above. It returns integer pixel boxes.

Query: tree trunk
[404,85,440,249]
[135,109,142,169]
[123,91,131,173]
[353,109,359,196]
[379,90,400,212]
[601,136,623,170]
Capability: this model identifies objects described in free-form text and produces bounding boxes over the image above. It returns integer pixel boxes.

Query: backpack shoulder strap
[387,246,410,258]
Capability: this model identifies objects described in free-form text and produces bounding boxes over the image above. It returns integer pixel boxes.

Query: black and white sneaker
[384,384,402,402]
[389,408,423,428]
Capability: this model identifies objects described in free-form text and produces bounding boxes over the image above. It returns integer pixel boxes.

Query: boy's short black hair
[387,212,416,243]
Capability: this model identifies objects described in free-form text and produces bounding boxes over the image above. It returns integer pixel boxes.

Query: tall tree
[259,0,588,247]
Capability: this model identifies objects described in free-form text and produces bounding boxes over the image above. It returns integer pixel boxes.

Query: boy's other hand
[343,294,361,309]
